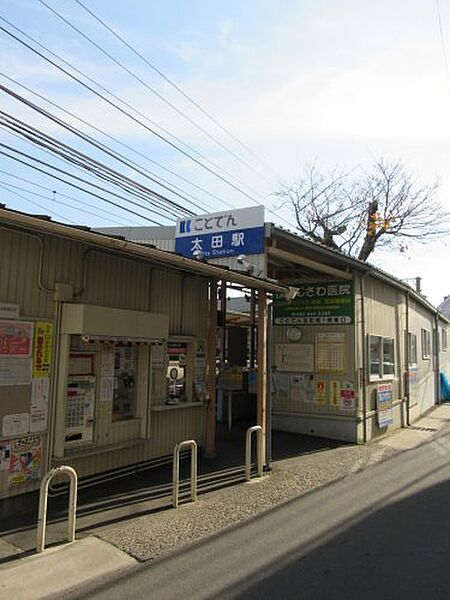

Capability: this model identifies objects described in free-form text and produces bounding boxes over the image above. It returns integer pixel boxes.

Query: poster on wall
[329,380,341,408]
[273,281,354,325]
[2,413,30,437]
[0,441,11,471]
[274,373,289,400]
[315,380,327,404]
[377,383,393,427]
[316,332,346,373]
[340,382,355,410]
[30,378,49,432]
[0,320,33,356]
[0,357,32,386]
[33,321,53,378]
[290,374,315,402]
[275,344,314,372]
[9,435,42,486]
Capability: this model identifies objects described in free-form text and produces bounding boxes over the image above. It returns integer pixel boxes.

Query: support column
[257,289,268,466]
[206,279,218,457]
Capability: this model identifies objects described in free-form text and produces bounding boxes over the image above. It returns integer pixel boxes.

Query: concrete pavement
[0,405,449,599]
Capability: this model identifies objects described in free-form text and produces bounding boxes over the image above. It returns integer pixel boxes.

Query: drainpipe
[405,292,411,426]
[434,312,441,405]
[359,274,368,444]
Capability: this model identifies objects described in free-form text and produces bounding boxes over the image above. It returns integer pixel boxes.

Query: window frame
[407,332,418,367]
[442,327,448,352]
[421,328,431,360]
[368,334,396,381]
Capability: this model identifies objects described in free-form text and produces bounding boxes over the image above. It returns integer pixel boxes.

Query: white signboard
[274,343,315,372]
[0,304,19,320]
[175,206,265,259]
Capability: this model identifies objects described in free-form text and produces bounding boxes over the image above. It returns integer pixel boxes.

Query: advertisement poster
[2,413,30,437]
[329,380,341,408]
[9,435,42,485]
[100,345,115,377]
[0,441,11,471]
[217,367,243,391]
[273,281,354,326]
[315,380,327,405]
[377,383,393,427]
[33,321,53,378]
[0,357,32,386]
[275,343,314,372]
[0,320,33,356]
[340,382,356,410]
[274,373,289,400]
[30,378,50,432]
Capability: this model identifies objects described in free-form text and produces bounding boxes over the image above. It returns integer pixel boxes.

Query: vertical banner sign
[377,383,393,427]
[33,321,53,378]
[175,206,265,259]
[315,380,327,404]
[329,380,341,408]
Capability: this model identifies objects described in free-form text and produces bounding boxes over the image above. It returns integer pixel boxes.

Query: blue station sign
[175,206,265,259]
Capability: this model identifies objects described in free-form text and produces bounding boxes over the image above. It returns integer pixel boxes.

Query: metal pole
[245,425,263,481]
[227,390,233,431]
[37,465,78,553]
[173,440,197,508]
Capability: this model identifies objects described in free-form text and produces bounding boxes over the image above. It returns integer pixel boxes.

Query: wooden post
[257,289,268,466]
[206,279,218,457]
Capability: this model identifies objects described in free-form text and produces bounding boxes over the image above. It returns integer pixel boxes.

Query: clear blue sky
[1,0,449,303]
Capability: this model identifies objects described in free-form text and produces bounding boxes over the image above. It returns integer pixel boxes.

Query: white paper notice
[100,377,114,402]
[0,357,32,386]
[101,345,115,377]
[30,379,49,432]
[2,413,30,437]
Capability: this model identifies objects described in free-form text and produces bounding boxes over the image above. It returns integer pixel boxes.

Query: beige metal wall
[355,275,405,440]
[0,225,208,499]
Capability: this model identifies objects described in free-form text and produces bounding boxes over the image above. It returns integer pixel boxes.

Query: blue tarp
[440,372,450,402]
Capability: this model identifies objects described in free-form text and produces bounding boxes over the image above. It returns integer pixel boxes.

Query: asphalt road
[68,425,450,600]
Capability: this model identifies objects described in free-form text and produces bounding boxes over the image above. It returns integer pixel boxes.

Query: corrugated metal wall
[0,225,208,497]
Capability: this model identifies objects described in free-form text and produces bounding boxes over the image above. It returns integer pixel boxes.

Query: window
[442,327,448,352]
[421,329,431,359]
[369,335,395,380]
[407,332,417,366]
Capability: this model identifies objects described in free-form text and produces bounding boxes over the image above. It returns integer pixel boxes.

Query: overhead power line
[0,181,76,222]
[41,0,274,187]
[0,112,186,220]
[74,0,280,180]
[0,72,234,210]
[1,85,203,215]
[0,21,272,210]
[0,168,141,226]
[0,144,165,225]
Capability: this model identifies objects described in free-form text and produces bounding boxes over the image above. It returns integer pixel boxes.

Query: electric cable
[0,17,271,207]
[41,0,275,186]
[0,84,204,214]
[0,145,165,225]
[0,181,76,222]
[74,0,280,179]
[0,111,189,219]
[0,72,234,210]
[0,179,131,225]
[0,168,141,225]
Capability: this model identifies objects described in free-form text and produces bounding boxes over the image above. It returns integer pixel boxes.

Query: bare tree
[278,159,449,261]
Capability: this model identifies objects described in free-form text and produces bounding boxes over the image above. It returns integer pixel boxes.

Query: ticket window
[166,341,193,403]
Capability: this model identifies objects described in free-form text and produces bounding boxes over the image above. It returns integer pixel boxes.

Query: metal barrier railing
[245,425,264,481]
[36,465,78,553]
[172,440,197,508]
